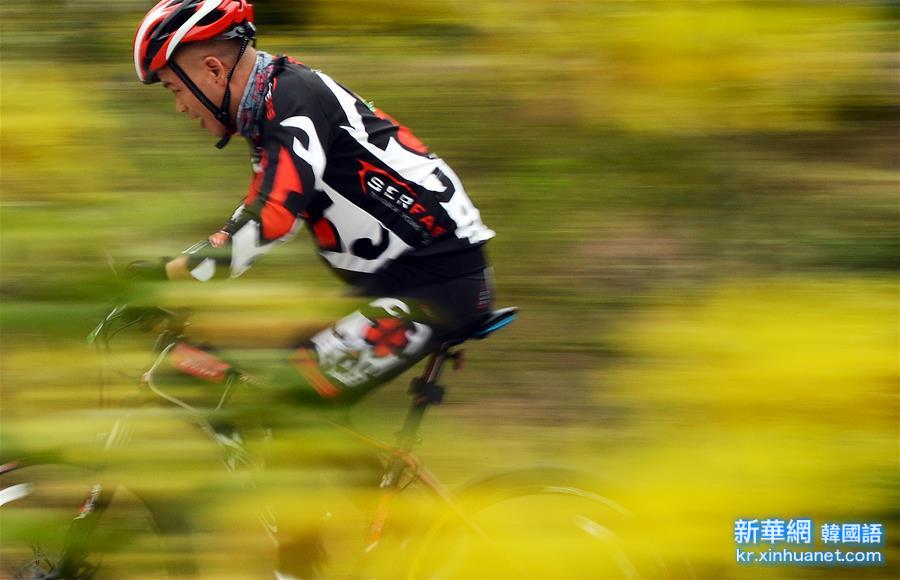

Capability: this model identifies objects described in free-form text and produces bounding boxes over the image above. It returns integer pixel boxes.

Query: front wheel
[0,461,194,579]
[408,467,688,579]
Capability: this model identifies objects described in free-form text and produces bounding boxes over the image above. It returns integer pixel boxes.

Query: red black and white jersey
[184,56,494,293]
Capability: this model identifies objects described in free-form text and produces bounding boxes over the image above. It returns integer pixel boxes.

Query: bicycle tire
[407,467,689,580]
[0,461,195,579]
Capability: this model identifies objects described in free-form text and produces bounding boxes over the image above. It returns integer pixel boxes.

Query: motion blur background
[1,1,897,578]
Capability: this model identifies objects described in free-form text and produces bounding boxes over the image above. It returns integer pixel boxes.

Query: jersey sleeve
[179,66,335,281]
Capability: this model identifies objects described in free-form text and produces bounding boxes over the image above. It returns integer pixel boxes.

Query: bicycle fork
[54,414,134,578]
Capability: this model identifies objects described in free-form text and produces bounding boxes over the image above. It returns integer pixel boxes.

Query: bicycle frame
[332,346,474,559]
[8,303,689,579]
[37,305,513,578]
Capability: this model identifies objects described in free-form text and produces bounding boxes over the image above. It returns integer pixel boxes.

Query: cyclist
[131,0,496,405]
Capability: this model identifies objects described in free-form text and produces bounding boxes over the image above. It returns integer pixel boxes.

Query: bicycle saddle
[448,307,518,346]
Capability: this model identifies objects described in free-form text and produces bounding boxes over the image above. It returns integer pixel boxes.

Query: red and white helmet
[134,0,255,84]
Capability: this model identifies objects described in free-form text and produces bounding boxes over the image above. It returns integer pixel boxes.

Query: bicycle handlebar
[87,304,186,349]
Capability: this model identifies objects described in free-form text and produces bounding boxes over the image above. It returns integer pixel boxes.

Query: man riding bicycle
[131,0,496,406]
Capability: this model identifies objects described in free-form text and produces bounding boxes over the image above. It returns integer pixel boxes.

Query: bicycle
[1,303,685,579]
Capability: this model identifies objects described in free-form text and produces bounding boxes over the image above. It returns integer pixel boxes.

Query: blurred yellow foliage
[599,277,898,572]
[0,67,122,201]
[468,1,888,131]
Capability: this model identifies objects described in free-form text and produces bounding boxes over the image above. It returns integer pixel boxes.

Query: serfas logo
[357,161,447,238]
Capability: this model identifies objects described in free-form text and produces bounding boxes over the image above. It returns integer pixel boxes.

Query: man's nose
[175,100,187,114]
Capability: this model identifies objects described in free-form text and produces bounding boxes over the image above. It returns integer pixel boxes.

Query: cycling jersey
[184,54,495,295]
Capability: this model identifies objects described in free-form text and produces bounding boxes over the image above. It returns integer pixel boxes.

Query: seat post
[397,345,452,450]
[378,345,452,491]
[392,306,518,453]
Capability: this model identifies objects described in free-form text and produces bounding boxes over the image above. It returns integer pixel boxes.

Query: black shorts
[292,268,495,404]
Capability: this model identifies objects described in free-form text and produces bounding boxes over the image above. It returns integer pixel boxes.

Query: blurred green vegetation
[1,1,897,578]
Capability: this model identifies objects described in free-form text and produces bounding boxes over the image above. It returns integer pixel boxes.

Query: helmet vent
[155,10,194,42]
[197,9,226,27]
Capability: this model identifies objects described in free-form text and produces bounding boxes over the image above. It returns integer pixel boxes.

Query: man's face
[157,56,228,137]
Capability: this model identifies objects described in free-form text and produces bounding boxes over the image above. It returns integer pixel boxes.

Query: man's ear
[202,56,227,85]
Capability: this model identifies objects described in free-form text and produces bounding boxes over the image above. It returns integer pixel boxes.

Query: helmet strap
[168,36,251,150]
